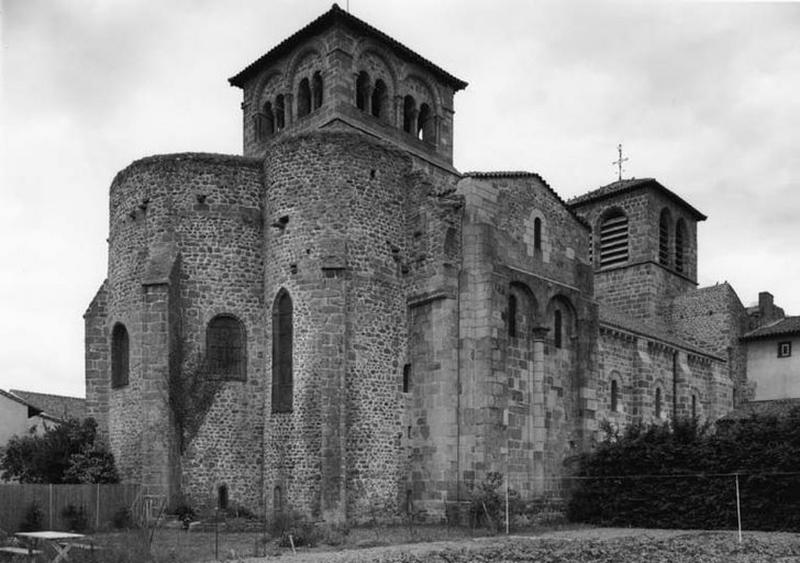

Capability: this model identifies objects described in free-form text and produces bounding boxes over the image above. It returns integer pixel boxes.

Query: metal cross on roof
[612,143,629,181]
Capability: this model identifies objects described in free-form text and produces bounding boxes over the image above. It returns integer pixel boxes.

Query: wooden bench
[0,546,44,559]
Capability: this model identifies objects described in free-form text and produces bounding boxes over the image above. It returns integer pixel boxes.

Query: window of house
[554,309,563,348]
[206,315,246,380]
[508,294,518,338]
[675,219,687,273]
[778,341,792,358]
[655,387,662,418]
[658,209,670,265]
[312,71,323,110]
[356,71,370,111]
[534,217,542,251]
[297,78,311,117]
[611,379,619,412]
[599,211,629,268]
[402,95,416,133]
[111,323,129,389]
[272,290,293,413]
[371,79,387,119]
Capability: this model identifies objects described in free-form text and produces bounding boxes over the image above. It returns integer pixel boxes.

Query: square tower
[569,178,707,325]
[228,4,467,173]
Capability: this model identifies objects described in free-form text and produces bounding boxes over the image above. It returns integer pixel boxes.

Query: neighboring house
[742,317,800,400]
[0,389,62,447]
[9,389,86,422]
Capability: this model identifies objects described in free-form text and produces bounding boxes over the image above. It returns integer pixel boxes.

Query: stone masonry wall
[262,131,413,522]
[102,153,265,511]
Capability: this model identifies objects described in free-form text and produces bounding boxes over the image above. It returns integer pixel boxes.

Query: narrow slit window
[312,71,323,109]
[534,217,542,251]
[554,310,562,348]
[655,387,662,418]
[371,79,387,119]
[111,323,130,389]
[275,95,285,130]
[272,290,293,413]
[508,294,518,338]
[402,364,411,393]
[611,379,619,412]
[402,95,416,133]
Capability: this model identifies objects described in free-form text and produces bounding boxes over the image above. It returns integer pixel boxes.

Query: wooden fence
[0,483,140,533]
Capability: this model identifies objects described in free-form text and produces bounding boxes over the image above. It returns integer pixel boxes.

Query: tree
[0,417,119,483]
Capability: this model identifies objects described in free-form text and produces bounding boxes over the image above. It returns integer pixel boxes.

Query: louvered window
[675,219,686,273]
[599,212,629,268]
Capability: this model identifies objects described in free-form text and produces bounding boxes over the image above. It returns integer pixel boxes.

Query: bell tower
[228,4,467,173]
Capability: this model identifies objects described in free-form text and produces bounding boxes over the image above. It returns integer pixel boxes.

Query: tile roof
[742,316,800,340]
[229,4,468,91]
[718,399,800,422]
[599,304,722,360]
[568,178,707,221]
[9,390,86,421]
[461,171,590,229]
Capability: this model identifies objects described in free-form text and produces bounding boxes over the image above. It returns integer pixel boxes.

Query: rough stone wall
[455,175,597,501]
[671,283,747,404]
[239,24,457,170]
[100,153,265,510]
[262,131,414,522]
[84,281,110,439]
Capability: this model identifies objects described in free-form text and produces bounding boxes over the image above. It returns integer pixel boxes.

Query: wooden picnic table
[14,532,88,563]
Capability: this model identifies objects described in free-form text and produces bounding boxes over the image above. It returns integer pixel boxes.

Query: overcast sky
[1,0,799,398]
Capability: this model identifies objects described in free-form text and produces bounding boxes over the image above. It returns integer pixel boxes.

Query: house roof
[229,4,468,91]
[9,390,85,421]
[599,304,722,360]
[0,389,42,418]
[461,171,590,229]
[568,178,707,221]
[742,316,800,341]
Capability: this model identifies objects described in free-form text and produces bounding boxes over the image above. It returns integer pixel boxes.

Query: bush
[112,506,134,529]
[568,410,800,531]
[62,504,90,532]
[269,510,320,547]
[19,501,43,532]
[469,472,523,532]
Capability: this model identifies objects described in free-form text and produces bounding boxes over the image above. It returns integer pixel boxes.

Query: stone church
[84,5,777,522]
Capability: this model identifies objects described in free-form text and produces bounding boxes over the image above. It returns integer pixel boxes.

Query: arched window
[272,290,293,413]
[259,102,275,139]
[297,78,311,117]
[658,209,670,265]
[534,217,542,251]
[554,310,563,348]
[371,79,387,119]
[356,71,370,111]
[599,210,629,268]
[611,379,619,412]
[275,95,285,130]
[207,315,246,380]
[508,294,518,338]
[402,95,416,133]
[675,219,687,273]
[417,103,435,143]
[111,323,129,389]
[655,387,662,418]
[312,71,323,110]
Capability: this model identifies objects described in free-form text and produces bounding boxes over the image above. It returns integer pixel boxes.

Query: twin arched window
[207,315,246,380]
[272,290,293,413]
[255,72,324,140]
[111,323,129,389]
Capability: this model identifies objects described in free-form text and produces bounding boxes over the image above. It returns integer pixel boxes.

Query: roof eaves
[462,171,591,229]
[569,178,707,221]
[229,4,468,91]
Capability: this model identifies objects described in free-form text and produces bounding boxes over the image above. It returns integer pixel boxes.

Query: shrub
[568,410,800,531]
[269,510,320,547]
[469,472,523,532]
[112,506,134,529]
[19,501,43,532]
[62,504,90,532]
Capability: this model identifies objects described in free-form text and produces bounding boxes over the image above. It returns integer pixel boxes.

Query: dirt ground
[234,528,800,563]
